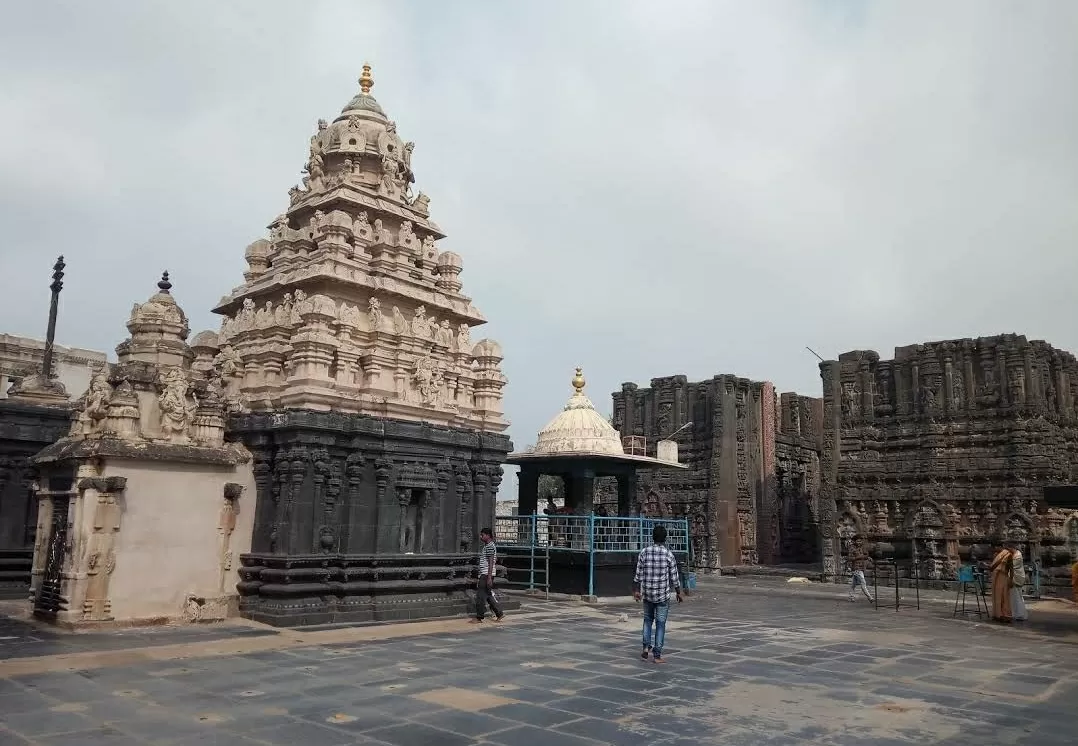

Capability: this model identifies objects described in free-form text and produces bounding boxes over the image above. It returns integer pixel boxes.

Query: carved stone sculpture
[75,369,114,436]
[158,368,197,441]
[392,306,408,335]
[410,306,432,338]
[368,297,384,331]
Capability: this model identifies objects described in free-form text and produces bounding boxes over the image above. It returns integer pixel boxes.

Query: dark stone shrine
[231,410,511,625]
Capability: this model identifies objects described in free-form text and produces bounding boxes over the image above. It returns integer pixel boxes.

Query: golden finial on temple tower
[359,63,374,95]
[572,367,586,395]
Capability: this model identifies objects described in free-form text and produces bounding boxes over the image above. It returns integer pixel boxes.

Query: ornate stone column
[218,483,243,592]
[434,464,451,552]
[374,458,393,553]
[74,476,127,623]
[341,452,364,552]
[396,486,412,552]
[819,360,841,582]
[416,488,432,552]
[454,463,471,552]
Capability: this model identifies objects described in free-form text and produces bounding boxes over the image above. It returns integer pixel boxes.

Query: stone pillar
[434,464,451,552]
[417,488,432,552]
[819,360,842,582]
[616,471,637,517]
[517,467,539,517]
[67,474,127,624]
[218,483,243,592]
[566,473,595,514]
[396,486,412,552]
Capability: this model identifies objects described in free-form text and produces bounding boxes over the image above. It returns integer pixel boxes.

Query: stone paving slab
[0,611,279,661]
[0,592,1075,745]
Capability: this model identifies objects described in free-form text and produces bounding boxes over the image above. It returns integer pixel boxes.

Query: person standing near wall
[847,538,875,603]
[633,524,682,664]
[1007,541,1028,622]
[1071,560,1078,603]
[470,527,504,624]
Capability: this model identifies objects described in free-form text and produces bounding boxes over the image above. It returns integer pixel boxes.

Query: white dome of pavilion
[533,368,624,456]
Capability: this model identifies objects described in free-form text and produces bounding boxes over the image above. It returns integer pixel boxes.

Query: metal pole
[40,256,65,382]
[894,561,900,612]
[587,514,595,598]
[544,533,550,598]
[529,515,536,590]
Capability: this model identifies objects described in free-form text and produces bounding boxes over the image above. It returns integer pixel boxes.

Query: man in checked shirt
[633,524,683,663]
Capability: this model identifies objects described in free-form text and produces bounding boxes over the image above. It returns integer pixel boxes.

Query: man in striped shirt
[633,524,682,663]
[471,527,504,623]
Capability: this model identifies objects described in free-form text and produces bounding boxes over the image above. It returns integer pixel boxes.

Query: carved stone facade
[231,410,509,625]
[206,66,506,429]
[211,68,513,626]
[824,335,1078,593]
[601,375,821,571]
[29,275,256,627]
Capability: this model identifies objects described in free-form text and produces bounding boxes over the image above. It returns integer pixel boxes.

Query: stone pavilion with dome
[508,368,685,518]
[503,369,687,596]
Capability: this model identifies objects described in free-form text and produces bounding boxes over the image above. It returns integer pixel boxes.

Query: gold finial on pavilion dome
[572,367,586,395]
[359,63,374,95]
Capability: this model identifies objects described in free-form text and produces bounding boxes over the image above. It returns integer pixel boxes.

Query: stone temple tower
[194,66,513,626]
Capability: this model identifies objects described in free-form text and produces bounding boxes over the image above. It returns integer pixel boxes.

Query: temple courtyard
[0,581,1075,746]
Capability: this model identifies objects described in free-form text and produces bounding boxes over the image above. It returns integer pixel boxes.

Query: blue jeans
[642,599,670,657]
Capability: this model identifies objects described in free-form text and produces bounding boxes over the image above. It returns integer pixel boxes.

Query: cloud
[2,1,1076,496]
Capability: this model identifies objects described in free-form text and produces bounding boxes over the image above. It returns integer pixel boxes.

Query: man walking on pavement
[848,538,875,603]
[471,527,504,624]
[633,524,682,663]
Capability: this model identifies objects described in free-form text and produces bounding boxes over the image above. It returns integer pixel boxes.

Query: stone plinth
[237,552,505,626]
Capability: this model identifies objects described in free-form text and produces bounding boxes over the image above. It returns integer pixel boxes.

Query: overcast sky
[2,1,1076,484]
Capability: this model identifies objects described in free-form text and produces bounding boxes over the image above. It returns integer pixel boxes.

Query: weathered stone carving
[822,335,1078,593]
[412,354,444,406]
[157,368,198,442]
[190,68,513,627]
[73,369,113,436]
[410,305,432,338]
[601,375,821,571]
[81,480,124,621]
[204,67,506,430]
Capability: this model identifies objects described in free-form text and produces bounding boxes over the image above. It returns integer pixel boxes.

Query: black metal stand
[873,558,921,612]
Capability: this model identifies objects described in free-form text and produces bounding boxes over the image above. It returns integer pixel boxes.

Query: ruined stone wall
[771,392,823,566]
[823,335,1078,593]
[604,374,821,570]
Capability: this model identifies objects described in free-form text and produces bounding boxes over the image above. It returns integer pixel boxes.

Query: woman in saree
[1071,561,1078,603]
[988,543,1014,623]
[1008,542,1028,622]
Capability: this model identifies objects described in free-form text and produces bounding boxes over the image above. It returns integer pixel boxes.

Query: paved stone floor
[0,588,1076,745]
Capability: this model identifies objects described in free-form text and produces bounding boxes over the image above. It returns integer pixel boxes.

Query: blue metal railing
[494,514,690,597]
